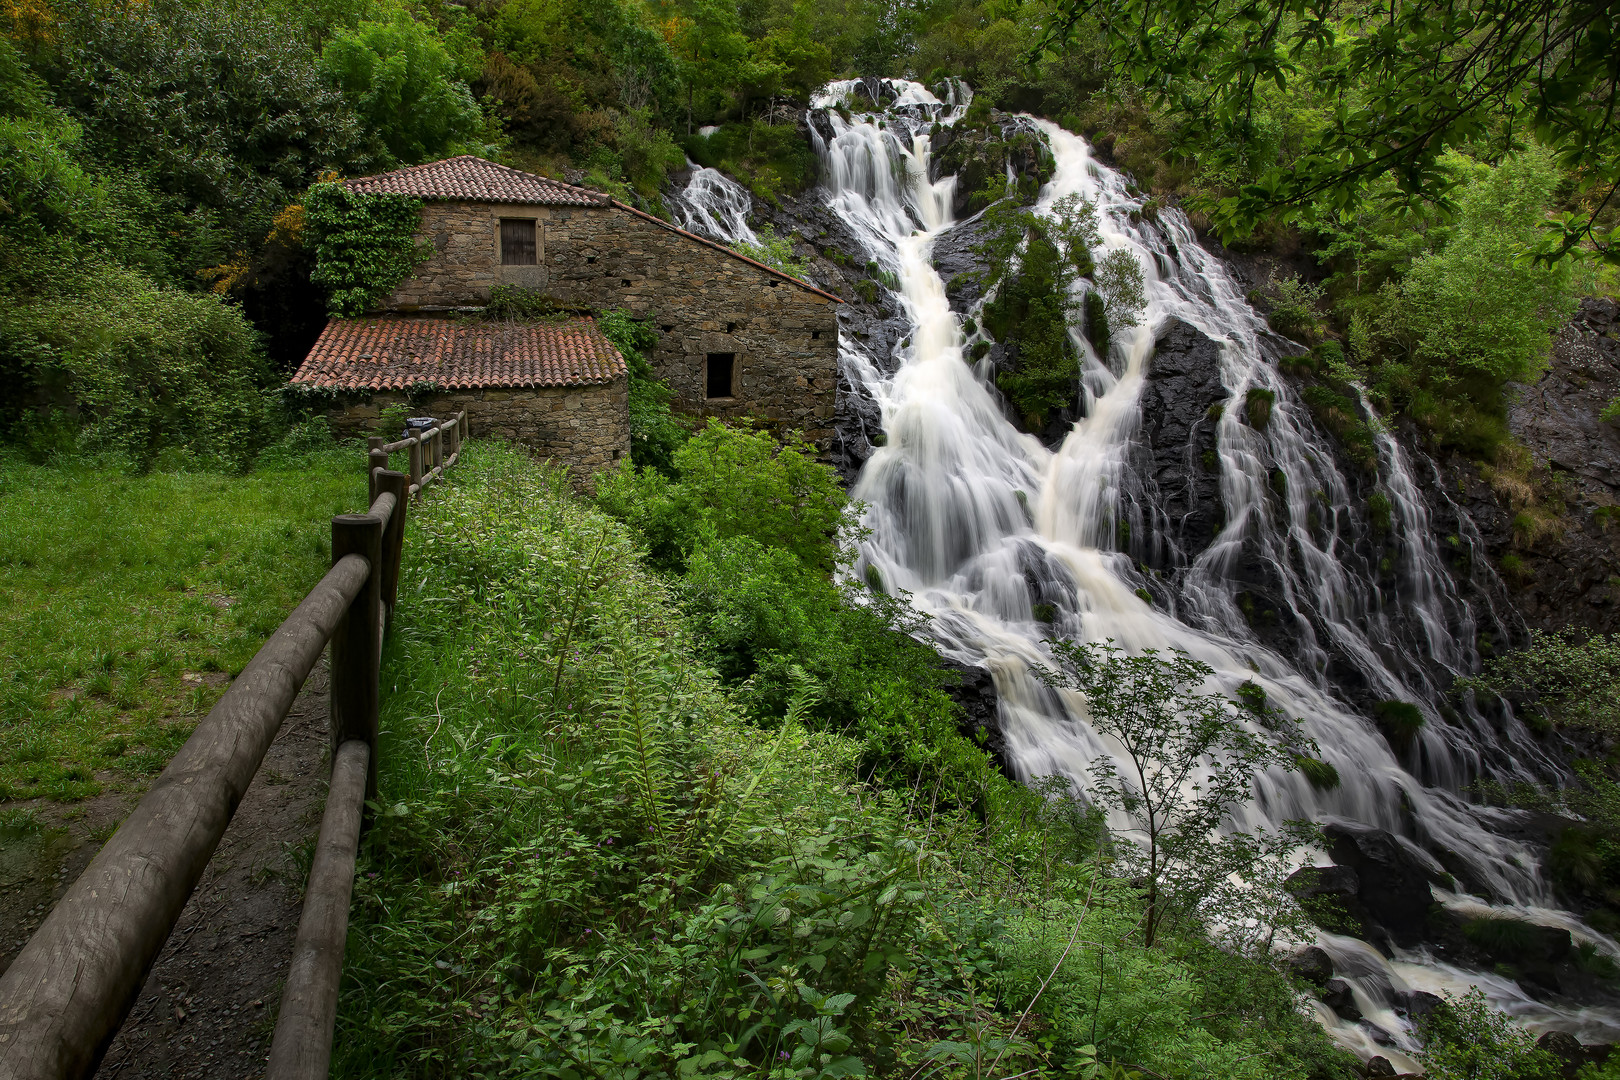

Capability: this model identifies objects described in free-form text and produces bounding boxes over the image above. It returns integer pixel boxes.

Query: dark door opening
[500,218,537,265]
[706,353,735,399]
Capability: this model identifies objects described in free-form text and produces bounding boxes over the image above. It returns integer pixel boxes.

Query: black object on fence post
[328,512,382,797]
[375,470,408,628]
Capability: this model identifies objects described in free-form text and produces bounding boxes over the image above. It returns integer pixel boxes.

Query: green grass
[0,439,365,801]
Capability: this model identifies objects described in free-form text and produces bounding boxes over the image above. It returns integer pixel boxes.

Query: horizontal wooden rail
[369,411,466,504]
[0,435,461,1079]
[0,554,374,1079]
[264,738,370,1080]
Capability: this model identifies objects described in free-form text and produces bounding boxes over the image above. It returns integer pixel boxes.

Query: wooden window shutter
[500,218,537,265]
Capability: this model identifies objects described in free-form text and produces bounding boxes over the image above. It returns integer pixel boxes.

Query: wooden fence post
[329,514,382,797]
[367,438,387,505]
[433,423,444,473]
[375,470,407,628]
[408,435,423,500]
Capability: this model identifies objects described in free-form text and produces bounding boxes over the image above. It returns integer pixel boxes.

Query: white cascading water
[668,160,760,245]
[680,79,1620,1061]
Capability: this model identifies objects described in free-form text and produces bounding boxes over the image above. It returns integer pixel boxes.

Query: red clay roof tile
[343,156,609,207]
[290,316,626,392]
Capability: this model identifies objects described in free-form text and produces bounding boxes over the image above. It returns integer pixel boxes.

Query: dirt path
[0,665,332,1078]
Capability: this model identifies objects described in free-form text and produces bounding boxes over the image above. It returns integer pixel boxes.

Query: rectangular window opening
[706,353,735,399]
[811,330,820,340]
[500,219,536,265]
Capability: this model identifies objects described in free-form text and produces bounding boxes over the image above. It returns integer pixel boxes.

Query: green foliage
[1262,275,1325,343]
[1,260,274,468]
[320,12,490,165]
[1034,641,1315,947]
[1394,150,1584,385]
[1372,699,1426,747]
[735,224,812,279]
[1367,491,1393,533]
[979,194,1104,426]
[596,308,690,474]
[304,182,431,317]
[1244,387,1275,431]
[36,0,375,277]
[684,121,819,204]
[1472,629,1620,735]
[1418,989,1560,1080]
[598,420,845,571]
[1038,0,1620,265]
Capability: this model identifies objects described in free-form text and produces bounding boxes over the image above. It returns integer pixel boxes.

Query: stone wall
[379,200,841,449]
[321,378,629,480]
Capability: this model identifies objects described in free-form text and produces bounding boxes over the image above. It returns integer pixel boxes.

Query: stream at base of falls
[670,78,1620,1066]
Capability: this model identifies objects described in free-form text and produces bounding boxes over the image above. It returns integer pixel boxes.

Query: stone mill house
[290,156,841,474]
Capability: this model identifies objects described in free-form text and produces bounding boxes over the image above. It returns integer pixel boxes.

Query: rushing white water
[800,77,1620,1052]
[669,159,760,245]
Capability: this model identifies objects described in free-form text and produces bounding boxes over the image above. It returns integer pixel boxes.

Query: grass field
[0,440,366,802]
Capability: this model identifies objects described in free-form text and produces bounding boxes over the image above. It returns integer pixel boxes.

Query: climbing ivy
[304,182,432,317]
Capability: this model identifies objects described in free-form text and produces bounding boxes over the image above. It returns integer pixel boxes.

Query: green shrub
[734,224,812,279]
[683,121,817,204]
[319,11,488,165]
[1294,755,1341,790]
[1263,274,1324,342]
[1368,491,1393,533]
[1418,988,1560,1080]
[0,260,273,469]
[1245,387,1276,430]
[1372,699,1426,747]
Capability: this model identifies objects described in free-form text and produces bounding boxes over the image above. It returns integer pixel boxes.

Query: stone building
[292,316,629,476]
[292,156,841,471]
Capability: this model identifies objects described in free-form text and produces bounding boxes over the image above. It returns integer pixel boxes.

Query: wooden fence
[0,412,468,1080]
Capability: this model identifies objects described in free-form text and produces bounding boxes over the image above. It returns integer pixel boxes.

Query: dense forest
[3,0,1620,1077]
[2,0,1615,470]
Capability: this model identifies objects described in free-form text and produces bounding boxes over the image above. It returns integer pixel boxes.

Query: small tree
[1035,639,1314,947]
[1417,988,1559,1080]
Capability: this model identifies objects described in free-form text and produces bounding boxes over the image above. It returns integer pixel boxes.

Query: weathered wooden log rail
[0,414,469,1080]
[369,411,464,503]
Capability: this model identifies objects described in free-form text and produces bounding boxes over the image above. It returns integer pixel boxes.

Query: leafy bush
[1418,988,1560,1080]
[304,182,431,316]
[1396,149,1583,386]
[319,12,490,165]
[1372,699,1426,747]
[735,224,813,279]
[0,260,273,469]
[684,121,819,204]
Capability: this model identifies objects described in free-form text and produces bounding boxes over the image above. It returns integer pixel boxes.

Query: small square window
[706,353,735,399]
[500,218,536,265]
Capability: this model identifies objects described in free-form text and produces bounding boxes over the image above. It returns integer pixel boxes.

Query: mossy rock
[1372,699,1426,747]
[1031,602,1057,624]
[1246,387,1276,430]
[1294,755,1341,791]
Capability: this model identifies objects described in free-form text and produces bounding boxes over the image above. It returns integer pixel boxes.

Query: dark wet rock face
[1134,318,1226,564]
[1321,825,1448,950]
[1321,978,1362,1022]
[929,112,1054,219]
[1447,298,1620,634]
[1288,945,1334,987]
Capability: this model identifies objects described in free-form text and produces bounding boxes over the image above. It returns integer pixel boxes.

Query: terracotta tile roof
[343,156,609,207]
[290,316,626,392]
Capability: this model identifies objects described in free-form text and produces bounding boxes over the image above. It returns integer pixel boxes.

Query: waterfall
[669,159,760,246]
[804,78,1620,1058]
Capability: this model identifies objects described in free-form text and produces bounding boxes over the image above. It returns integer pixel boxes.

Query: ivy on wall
[304,182,432,317]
